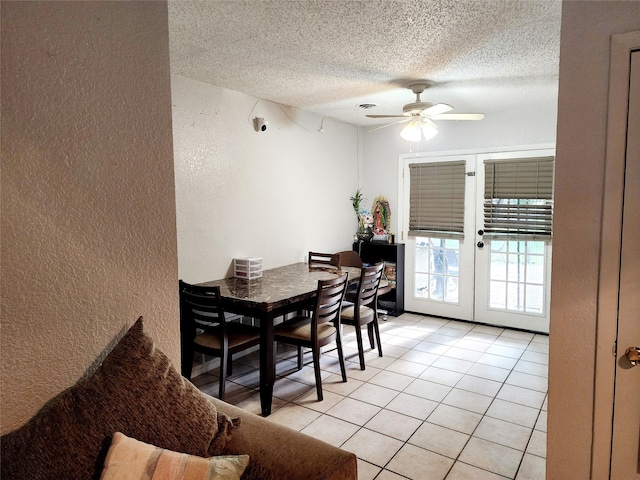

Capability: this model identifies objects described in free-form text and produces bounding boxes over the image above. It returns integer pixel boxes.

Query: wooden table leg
[259,313,275,416]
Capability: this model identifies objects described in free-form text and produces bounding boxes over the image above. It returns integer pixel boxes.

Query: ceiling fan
[366,82,485,141]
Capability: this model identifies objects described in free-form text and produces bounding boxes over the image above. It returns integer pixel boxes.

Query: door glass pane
[490,281,506,309]
[488,239,547,315]
[414,236,460,304]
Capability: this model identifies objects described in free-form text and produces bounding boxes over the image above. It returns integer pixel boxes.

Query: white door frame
[398,144,555,327]
[592,30,640,479]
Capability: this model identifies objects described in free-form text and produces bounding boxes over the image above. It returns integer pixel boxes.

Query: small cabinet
[354,242,405,316]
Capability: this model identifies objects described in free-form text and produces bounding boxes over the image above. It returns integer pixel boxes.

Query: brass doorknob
[625,346,640,366]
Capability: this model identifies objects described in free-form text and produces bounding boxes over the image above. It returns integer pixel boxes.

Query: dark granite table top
[199,262,360,314]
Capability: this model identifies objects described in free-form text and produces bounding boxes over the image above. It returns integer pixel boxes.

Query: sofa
[0,317,357,480]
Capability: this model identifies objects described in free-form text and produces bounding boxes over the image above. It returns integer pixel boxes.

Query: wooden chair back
[308,251,341,272]
[336,250,363,268]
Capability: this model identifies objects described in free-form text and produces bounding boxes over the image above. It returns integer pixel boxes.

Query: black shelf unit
[353,242,405,316]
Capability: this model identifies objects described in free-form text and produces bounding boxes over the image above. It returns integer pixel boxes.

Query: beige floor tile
[375,470,409,480]
[404,378,452,402]
[341,428,404,467]
[443,388,493,414]
[532,334,549,345]
[369,369,415,391]
[344,364,382,382]
[497,383,546,409]
[356,459,381,480]
[325,396,381,426]
[293,387,345,412]
[409,421,470,458]
[233,391,287,416]
[499,330,535,342]
[194,314,549,478]
[455,338,492,353]
[419,366,464,387]
[445,462,510,480]
[385,392,439,420]
[459,437,524,478]
[463,330,501,343]
[365,409,423,441]
[384,358,429,377]
[443,346,484,362]
[272,377,315,402]
[384,335,422,349]
[266,403,321,431]
[456,374,502,397]
[520,350,549,365]
[299,414,360,448]
[473,416,533,451]
[399,349,439,366]
[476,352,519,370]
[427,404,483,435]
[414,340,450,355]
[526,430,547,458]
[349,382,399,407]
[386,443,454,480]
[535,410,547,432]
[492,337,530,349]
[426,333,462,346]
[444,320,475,332]
[525,341,549,354]
[516,453,546,480]
[513,359,549,378]
[438,326,469,338]
[505,371,548,393]
[485,344,525,359]
[322,373,364,395]
[431,355,474,374]
[486,399,540,428]
[467,363,511,383]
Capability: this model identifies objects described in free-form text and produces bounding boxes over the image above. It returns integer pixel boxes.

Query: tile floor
[192,312,548,480]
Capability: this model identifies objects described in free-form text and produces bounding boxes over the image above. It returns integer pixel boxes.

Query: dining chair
[273,273,349,401]
[339,262,384,370]
[308,251,341,272]
[179,280,261,401]
[337,250,390,314]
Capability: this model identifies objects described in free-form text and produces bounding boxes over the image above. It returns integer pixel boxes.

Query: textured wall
[548,1,640,477]
[0,1,179,433]
[171,75,359,284]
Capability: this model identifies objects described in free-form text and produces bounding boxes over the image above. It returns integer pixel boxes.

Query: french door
[401,147,555,333]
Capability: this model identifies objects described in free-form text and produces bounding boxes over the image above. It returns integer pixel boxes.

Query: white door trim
[592,30,640,479]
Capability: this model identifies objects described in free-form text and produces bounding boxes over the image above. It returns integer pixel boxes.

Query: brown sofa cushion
[1,317,235,480]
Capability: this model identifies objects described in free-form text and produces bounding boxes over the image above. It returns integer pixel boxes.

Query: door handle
[625,346,640,366]
[477,241,484,248]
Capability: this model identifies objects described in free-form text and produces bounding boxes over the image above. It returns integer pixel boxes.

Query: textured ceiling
[168,0,562,127]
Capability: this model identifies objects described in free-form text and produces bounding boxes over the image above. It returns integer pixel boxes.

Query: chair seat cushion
[340,305,374,322]
[274,317,336,342]
[194,323,260,350]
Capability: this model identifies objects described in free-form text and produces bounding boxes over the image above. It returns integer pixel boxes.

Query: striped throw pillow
[100,432,249,480]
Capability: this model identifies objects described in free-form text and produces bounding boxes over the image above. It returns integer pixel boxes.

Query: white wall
[171,75,360,283]
[361,101,558,234]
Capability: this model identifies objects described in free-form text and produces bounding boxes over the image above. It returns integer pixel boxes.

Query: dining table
[199,262,360,416]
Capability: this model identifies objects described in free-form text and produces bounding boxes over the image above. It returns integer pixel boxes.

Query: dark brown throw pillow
[1,317,237,480]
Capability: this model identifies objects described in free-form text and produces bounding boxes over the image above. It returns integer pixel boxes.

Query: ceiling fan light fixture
[400,119,422,142]
[420,118,438,141]
[401,118,438,142]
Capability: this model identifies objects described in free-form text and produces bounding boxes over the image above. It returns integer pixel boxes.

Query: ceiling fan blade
[366,114,409,118]
[421,103,454,116]
[431,113,486,120]
[368,118,411,132]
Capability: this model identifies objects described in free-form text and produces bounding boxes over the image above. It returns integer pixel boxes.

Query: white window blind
[409,161,466,238]
[483,156,555,240]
